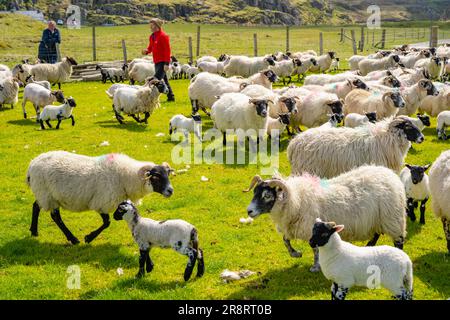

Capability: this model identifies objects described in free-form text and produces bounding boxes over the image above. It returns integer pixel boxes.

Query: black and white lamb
[400,164,431,224]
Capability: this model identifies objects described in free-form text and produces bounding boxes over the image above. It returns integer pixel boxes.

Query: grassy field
[0,77,449,300]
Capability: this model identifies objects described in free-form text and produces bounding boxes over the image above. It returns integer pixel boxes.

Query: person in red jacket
[142,18,175,101]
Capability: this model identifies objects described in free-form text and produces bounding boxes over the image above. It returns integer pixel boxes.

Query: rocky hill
[1,0,449,26]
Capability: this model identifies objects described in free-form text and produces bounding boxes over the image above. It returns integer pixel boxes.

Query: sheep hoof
[84,234,95,244]
[135,271,145,279]
[23,113,27,119]
[309,265,321,273]
[69,237,80,245]
[290,251,302,258]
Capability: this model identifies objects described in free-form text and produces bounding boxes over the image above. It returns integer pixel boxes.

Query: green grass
[0,78,449,300]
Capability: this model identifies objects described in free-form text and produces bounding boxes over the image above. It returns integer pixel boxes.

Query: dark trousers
[154,62,174,98]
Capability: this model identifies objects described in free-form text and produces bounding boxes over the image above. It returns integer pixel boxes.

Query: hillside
[0,0,449,26]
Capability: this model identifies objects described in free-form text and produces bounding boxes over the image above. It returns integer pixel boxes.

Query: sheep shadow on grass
[95,120,148,132]
[0,238,135,271]
[413,251,450,298]
[7,119,40,127]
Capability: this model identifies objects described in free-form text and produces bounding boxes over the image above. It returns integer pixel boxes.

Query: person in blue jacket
[38,21,61,64]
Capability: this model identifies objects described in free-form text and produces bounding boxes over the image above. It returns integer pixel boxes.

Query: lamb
[308,52,336,73]
[113,200,204,281]
[30,56,78,89]
[414,57,443,80]
[0,77,19,109]
[397,68,429,87]
[129,62,155,84]
[24,75,51,90]
[170,62,182,79]
[400,164,431,224]
[266,113,290,139]
[26,151,174,244]
[224,55,275,78]
[437,110,450,140]
[169,114,202,141]
[128,57,152,71]
[96,64,128,83]
[330,58,340,71]
[292,57,317,81]
[109,79,168,124]
[39,97,76,130]
[428,150,450,253]
[403,114,430,131]
[180,63,192,79]
[304,71,361,86]
[397,79,439,116]
[197,59,229,75]
[186,66,200,79]
[366,75,401,92]
[309,219,413,300]
[302,78,369,100]
[12,64,32,83]
[344,89,405,119]
[22,83,65,120]
[347,52,387,71]
[344,112,377,128]
[318,113,344,129]
[418,89,450,117]
[244,164,407,272]
[287,116,424,178]
[358,55,400,76]
[269,58,302,85]
[210,92,270,146]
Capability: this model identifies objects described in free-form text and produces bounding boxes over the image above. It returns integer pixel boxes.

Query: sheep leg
[130,114,141,123]
[310,247,321,272]
[84,213,110,243]
[287,76,292,85]
[70,115,75,127]
[183,247,198,281]
[442,218,450,254]
[200,106,210,117]
[57,83,61,90]
[50,208,80,245]
[407,198,416,222]
[114,109,124,124]
[141,112,150,124]
[366,233,380,246]
[39,119,46,130]
[45,120,53,128]
[29,201,40,237]
[146,250,154,273]
[136,248,149,278]
[222,132,227,146]
[283,236,302,258]
[22,99,27,118]
[331,283,349,301]
[191,229,205,278]
[419,197,428,224]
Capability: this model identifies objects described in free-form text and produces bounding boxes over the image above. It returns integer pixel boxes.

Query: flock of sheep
[1,41,450,300]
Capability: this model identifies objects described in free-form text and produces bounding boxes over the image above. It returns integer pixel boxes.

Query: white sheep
[197,59,228,75]
[169,114,202,141]
[129,62,155,84]
[210,92,270,146]
[109,79,168,124]
[186,66,200,79]
[428,150,450,254]
[418,88,450,117]
[437,110,450,140]
[244,165,407,272]
[287,116,424,178]
[22,83,65,120]
[358,55,400,76]
[310,219,413,300]
[269,58,302,85]
[39,97,76,130]
[266,113,291,139]
[0,77,19,109]
[196,55,217,64]
[30,56,78,89]
[414,57,443,80]
[24,75,51,90]
[344,89,405,119]
[403,114,430,131]
[400,50,431,68]
[26,151,174,244]
[12,63,32,84]
[308,52,336,73]
[302,78,369,100]
[292,56,317,80]
[344,112,377,128]
[224,55,275,78]
[330,58,340,71]
[400,164,431,224]
[397,79,439,116]
[113,200,204,281]
[304,71,361,86]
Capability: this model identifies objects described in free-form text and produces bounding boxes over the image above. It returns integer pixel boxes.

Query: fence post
[286,26,290,52]
[253,33,258,57]
[319,32,323,55]
[340,28,344,42]
[196,25,200,57]
[430,26,438,47]
[360,26,365,51]
[188,36,193,65]
[56,43,61,62]
[92,25,97,61]
[381,29,386,49]
[350,30,357,55]
[121,39,127,64]
[372,30,375,47]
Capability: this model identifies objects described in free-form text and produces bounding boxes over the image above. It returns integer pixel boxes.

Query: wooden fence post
[381,29,386,49]
[188,36,193,64]
[340,28,344,42]
[56,43,61,62]
[372,30,375,47]
[253,33,258,57]
[350,30,357,55]
[430,26,438,47]
[92,25,97,61]
[360,26,365,51]
[196,25,200,57]
[286,26,290,52]
[121,39,127,64]
[319,32,323,55]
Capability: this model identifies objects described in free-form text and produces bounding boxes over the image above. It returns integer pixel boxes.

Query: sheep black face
[51,91,65,103]
[218,54,227,62]
[432,57,441,66]
[331,113,344,124]
[263,70,277,83]
[113,200,136,221]
[150,80,169,94]
[146,165,174,198]
[385,75,401,88]
[405,164,431,185]
[394,118,424,143]
[389,92,405,109]
[365,112,377,123]
[417,114,430,127]
[246,182,277,218]
[279,113,291,125]
[280,97,298,114]
[191,114,202,122]
[429,47,436,55]
[309,219,344,248]
[265,57,276,66]
[392,55,400,63]
[66,57,78,66]
[249,99,269,118]
[67,97,76,108]
[419,80,439,96]
[328,52,336,59]
[352,79,368,91]
[293,58,302,67]
[327,100,343,116]
[310,58,318,66]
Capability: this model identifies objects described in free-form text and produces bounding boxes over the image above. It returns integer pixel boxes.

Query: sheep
[428,150,450,253]
[22,83,65,120]
[169,114,202,141]
[318,113,344,129]
[244,164,407,272]
[266,113,291,139]
[358,55,400,76]
[30,56,78,89]
[39,97,76,130]
[309,219,413,300]
[12,64,32,84]
[287,116,424,178]
[347,55,366,71]
[128,62,155,85]
[344,89,405,119]
[186,66,200,79]
[109,79,169,124]
[24,75,51,90]
[403,114,430,131]
[304,71,361,86]
[113,200,204,281]
[181,63,192,79]
[414,57,443,80]
[437,110,450,140]
[224,55,275,78]
[171,62,182,79]
[397,68,429,87]
[0,64,11,80]
[210,92,270,146]
[400,164,431,224]
[292,57,317,81]
[399,50,431,68]
[344,112,377,128]
[308,52,336,73]
[302,78,369,100]
[269,58,302,85]
[366,75,401,92]
[0,77,19,109]
[128,57,153,71]
[105,82,147,99]
[418,89,450,117]
[197,58,229,75]
[26,151,174,244]
[196,55,217,64]
[397,79,439,116]
[96,65,120,84]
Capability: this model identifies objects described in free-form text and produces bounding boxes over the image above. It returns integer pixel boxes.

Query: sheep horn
[266,179,289,198]
[243,175,263,193]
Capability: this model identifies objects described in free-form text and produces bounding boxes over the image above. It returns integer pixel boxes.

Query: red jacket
[146,29,171,64]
